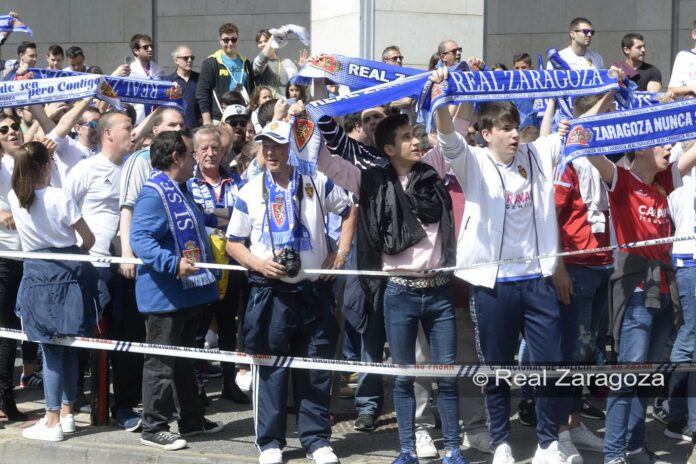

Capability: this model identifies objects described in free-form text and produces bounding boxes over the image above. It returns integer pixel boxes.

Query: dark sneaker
[140,431,187,450]
[651,398,669,425]
[664,421,691,441]
[627,447,668,464]
[19,372,43,389]
[221,382,250,404]
[354,414,375,432]
[179,418,223,437]
[392,449,419,464]
[114,408,142,432]
[517,399,537,427]
[580,397,605,420]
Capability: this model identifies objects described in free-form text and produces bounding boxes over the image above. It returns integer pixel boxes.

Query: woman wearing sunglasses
[197,22,255,125]
[0,115,30,424]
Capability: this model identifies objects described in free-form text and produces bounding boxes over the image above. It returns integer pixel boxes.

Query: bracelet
[337,249,349,260]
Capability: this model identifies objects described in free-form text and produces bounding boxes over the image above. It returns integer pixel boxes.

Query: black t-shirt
[633,62,662,91]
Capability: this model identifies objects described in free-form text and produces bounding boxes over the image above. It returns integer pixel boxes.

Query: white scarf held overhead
[268,24,310,49]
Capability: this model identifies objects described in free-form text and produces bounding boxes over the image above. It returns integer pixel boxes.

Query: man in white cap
[222,103,249,158]
[226,121,355,464]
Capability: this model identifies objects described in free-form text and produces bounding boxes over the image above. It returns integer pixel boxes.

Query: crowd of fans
[1,10,696,464]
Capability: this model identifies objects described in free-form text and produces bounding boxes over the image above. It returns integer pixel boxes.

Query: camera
[273,247,302,278]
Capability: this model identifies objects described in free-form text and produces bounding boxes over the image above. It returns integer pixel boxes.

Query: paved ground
[0,363,689,464]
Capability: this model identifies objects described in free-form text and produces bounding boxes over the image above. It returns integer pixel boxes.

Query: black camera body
[273,247,302,278]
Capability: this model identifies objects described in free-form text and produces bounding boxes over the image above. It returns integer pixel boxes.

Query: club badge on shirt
[304,183,314,199]
[518,165,527,179]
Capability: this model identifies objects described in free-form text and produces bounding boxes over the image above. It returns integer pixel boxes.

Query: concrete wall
[0,0,310,76]
[311,0,484,70]
[485,0,696,87]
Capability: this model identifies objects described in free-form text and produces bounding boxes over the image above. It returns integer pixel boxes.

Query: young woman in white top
[9,141,107,442]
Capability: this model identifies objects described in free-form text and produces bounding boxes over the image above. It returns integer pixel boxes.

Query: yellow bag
[209,232,229,300]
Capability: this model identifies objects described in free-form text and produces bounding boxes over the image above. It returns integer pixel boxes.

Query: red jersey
[555,164,613,266]
[608,163,680,264]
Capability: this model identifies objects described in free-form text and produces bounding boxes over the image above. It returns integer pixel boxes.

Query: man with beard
[222,103,249,159]
[614,33,661,92]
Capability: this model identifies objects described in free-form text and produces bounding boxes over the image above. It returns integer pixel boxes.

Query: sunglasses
[79,121,97,129]
[386,55,404,62]
[226,119,247,128]
[139,44,153,51]
[0,123,20,135]
[221,37,238,44]
[574,29,596,36]
[177,56,195,61]
[443,47,462,56]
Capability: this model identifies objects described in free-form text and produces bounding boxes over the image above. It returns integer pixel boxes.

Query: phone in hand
[286,98,297,105]
[124,56,133,65]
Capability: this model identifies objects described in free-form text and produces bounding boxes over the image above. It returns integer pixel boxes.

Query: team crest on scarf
[165,86,182,100]
[271,203,287,227]
[183,240,201,262]
[310,55,340,74]
[100,82,118,99]
[566,125,593,146]
[304,183,314,198]
[293,118,315,152]
[431,81,447,100]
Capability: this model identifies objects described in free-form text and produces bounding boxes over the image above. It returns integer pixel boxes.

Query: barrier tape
[0,327,691,379]
[0,233,694,277]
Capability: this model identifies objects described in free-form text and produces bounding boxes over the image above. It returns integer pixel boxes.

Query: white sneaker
[493,443,515,464]
[259,447,283,464]
[236,370,252,392]
[532,441,569,464]
[462,430,493,454]
[558,431,583,464]
[569,423,603,452]
[307,445,339,464]
[204,329,218,349]
[415,430,439,459]
[60,414,76,433]
[22,417,64,442]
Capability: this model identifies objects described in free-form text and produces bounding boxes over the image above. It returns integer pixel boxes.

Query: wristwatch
[337,249,349,260]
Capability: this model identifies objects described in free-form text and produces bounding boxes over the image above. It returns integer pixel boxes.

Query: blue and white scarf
[30,68,184,110]
[145,170,216,289]
[261,169,312,251]
[0,15,32,36]
[562,98,696,167]
[0,74,121,109]
[187,167,243,213]
[288,115,323,176]
[291,54,421,91]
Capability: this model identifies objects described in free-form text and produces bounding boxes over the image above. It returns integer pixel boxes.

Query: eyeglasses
[443,47,462,56]
[79,121,97,129]
[177,56,195,61]
[221,37,238,44]
[226,119,247,128]
[386,55,404,63]
[0,123,20,135]
[139,44,153,51]
[574,29,596,36]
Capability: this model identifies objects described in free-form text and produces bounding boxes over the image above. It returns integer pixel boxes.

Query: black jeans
[141,305,206,434]
[105,272,146,414]
[0,258,21,393]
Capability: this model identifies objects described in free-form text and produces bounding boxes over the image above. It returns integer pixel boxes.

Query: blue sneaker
[443,449,470,464]
[392,449,419,464]
[114,408,142,432]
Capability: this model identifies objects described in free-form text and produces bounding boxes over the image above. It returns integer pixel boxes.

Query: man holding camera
[226,121,354,464]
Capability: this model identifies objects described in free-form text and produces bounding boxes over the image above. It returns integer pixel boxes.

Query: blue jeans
[473,277,562,448]
[559,265,612,418]
[669,266,696,423]
[355,288,386,417]
[383,282,459,451]
[604,292,673,462]
[41,343,78,411]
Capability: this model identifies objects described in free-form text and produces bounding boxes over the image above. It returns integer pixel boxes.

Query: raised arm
[678,140,696,177]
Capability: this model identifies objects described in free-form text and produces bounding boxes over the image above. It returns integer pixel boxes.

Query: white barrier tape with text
[0,327,690,379]
[0,233,694,277]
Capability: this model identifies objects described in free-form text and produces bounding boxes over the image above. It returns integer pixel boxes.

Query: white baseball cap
[222,104,249,122]
[254,121,291,144]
